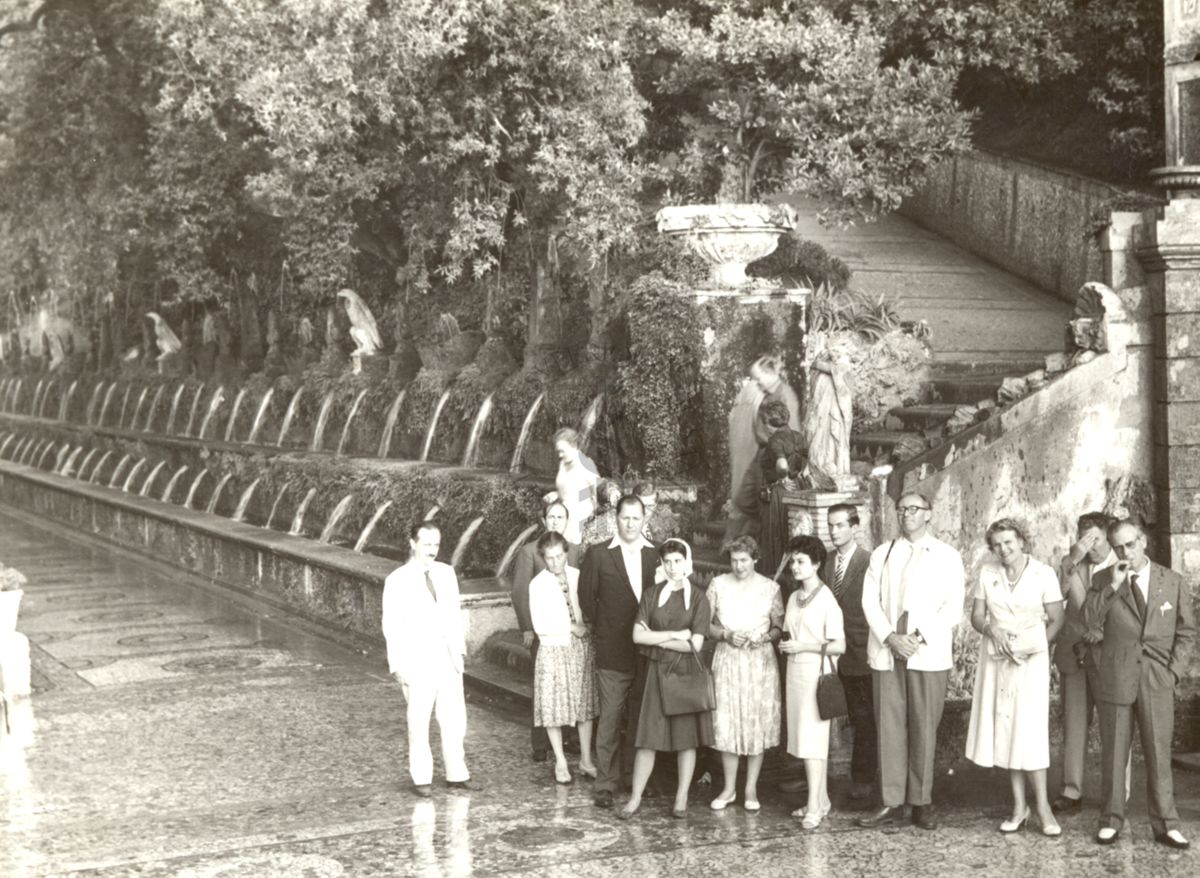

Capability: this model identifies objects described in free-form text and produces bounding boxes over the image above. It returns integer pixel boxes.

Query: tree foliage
[0,0,1138,352]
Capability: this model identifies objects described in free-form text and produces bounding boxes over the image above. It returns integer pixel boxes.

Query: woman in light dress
[966,518,1065,836]
[549,427,597,545]
[707,535,783,812]
[619,539,713,820]
[529,531,599,784]
[779,535,844,830]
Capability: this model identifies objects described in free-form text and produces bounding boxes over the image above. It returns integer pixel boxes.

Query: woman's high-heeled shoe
[578,763,598,780]
[554,762,573,785]
[801,806,830,830]
[1000,807,1030,833]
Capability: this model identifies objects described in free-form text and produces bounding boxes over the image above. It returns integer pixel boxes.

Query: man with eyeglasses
[858,492,964,831]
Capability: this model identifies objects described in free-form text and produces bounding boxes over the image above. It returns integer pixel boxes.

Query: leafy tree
[637,0,1076,223]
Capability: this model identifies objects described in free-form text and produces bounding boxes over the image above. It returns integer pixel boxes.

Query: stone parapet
[902,149,1157,305]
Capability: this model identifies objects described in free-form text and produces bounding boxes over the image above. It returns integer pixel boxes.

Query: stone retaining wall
[902,149,1153,304]
[0,462,513,660]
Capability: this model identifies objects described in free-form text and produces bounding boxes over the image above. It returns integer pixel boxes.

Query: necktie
[833,551,846,597]
[559,574,575,623]
[424,570,438,602]
[1130,573,1146,620]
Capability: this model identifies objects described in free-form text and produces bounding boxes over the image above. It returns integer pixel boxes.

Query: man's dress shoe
[857,805,903,828]
[1155,830,1190,850]
[911,805,939,831]
[593,789,614,809]
[1051,795,1081,813]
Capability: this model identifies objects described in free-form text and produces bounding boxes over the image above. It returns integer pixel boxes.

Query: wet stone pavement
[0,508,1197,877]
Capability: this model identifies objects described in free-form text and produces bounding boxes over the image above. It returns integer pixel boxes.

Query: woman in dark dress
[759,399,807,578]
[618,539,713,820]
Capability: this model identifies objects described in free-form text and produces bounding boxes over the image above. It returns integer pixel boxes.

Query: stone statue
[804,332,855,491]
[145,312,183,361]
[336,288,383,373]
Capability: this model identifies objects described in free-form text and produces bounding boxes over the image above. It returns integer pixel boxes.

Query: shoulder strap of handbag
[819,639,834,675]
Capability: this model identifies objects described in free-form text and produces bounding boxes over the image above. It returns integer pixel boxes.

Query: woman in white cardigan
[529,531,599,784]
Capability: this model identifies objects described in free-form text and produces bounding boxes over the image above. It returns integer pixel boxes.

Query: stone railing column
[1139,199,1200,576]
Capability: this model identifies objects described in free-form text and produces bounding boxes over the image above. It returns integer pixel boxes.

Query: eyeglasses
[896,505,930,515]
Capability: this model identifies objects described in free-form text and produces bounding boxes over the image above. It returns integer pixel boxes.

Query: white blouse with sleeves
[528,566,582,648]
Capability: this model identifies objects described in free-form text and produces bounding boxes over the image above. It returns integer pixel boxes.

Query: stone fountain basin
[0,459,515,661]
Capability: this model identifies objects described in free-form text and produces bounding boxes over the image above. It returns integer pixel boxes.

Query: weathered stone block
[1162,486,1200,532]
[1167,533,1200,578]
[1162,269,1200,313]
[1154,355,1200,402]
[1156,311,1200,358]
[1153,444,1200,488]
[1154,400,1200,445]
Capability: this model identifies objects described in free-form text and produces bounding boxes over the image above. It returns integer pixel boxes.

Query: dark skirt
[758,482,788,578]
[632,654,714,752]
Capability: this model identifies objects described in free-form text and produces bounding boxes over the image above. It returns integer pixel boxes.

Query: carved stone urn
[656,203,798,287]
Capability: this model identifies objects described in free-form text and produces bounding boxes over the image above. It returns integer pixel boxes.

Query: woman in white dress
[548,428,597,545]
[779,535,844,830]
[966,518,1065,836]
[529,532,598,784]
[707,535,784,812]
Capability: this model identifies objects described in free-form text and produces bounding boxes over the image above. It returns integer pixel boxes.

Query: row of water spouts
[0,428,538,577]
[0,375,604,472]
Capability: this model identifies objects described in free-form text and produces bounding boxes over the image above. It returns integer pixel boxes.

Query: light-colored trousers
[400,659,469,786]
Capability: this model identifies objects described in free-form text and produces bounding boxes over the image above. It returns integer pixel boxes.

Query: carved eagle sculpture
[336,288,383,358]
[145,311,182,360]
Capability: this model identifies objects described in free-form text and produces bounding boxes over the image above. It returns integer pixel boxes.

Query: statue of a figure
[145,312,183,361]
[46,333,65,370]
[336,288,383,373]
[804,332,854,491]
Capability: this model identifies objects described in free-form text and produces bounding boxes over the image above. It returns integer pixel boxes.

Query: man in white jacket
[857,491,965,831]
[382,521,481,797]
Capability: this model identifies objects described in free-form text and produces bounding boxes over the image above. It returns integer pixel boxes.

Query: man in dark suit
[824,503,875,802]
[510,500,582,762]
[578,494,658,809]
[1083,519,1196,849]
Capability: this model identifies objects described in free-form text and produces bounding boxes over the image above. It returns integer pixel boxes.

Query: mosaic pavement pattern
[0,508,1196,877]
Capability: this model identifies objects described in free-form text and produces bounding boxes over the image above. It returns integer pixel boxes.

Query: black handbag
[816,642,848,720]
[658,642,717,716]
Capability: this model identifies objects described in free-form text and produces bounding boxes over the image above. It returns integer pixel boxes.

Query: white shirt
[861,532,966,672]
[609,534,654,601]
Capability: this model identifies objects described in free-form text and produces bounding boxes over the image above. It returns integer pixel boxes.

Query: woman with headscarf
[618,539,713,820]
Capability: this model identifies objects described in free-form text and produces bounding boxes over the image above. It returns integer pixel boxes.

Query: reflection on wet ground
[0,506,1196,877]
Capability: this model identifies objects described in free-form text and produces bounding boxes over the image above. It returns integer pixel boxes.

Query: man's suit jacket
[578,541,659,673]
[1083,561,1196,705]
[1053,552,1114,676]
[381,560,466,683]
[823,544,872,676]
[510,537,582,632]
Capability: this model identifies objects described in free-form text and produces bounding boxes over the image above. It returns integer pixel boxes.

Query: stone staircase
[851,358,1045,468]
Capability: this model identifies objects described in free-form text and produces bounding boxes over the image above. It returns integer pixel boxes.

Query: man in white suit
[858,491,965,831]
[382,521,482,797]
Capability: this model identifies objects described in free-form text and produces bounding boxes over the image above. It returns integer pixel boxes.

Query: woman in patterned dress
[619,539,714,819]
[780,535,845,830]
[966,518,1064,836]
[529,531,599,784]
[707,535,783,812]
